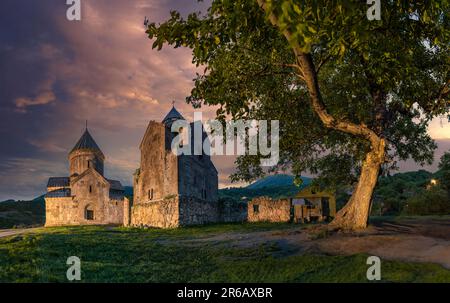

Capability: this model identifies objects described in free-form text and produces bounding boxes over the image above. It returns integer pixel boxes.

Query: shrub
[402,187,450,216]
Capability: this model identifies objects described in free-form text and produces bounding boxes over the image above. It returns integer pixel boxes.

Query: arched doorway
[85,205,94,221]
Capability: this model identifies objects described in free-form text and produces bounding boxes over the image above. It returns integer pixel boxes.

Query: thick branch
[257,0,382,147]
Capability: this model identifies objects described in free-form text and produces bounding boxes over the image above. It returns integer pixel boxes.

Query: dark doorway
[86,207,94,220]
[321,198,330,217]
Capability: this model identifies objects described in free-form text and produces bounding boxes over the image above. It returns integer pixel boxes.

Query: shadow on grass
[0,223,449,282]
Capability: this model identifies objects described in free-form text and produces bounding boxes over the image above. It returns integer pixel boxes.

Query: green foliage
[402,187,450,216]
[145,0,449,188]
[371,170,432,215]
[438,151,450,191]
[0,198,45,229]
[1,225,449,282]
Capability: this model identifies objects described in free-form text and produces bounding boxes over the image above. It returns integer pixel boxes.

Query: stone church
[44,128,126,227]
[131,106,219,228]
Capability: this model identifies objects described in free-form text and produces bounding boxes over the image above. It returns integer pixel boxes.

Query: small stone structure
[292,187,336,223]
[248,197,291,223]
[45,128,126,227]
[248,187,336,223]
[131,106,219,228]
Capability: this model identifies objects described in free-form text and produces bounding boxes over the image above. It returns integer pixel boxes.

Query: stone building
[292,187,336,223]
[248,197,291,223]
[45,128,126,227]
[131,106,219,228]
[247,186,336,223]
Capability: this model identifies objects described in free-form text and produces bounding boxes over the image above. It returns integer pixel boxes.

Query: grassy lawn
[0,223,449,283]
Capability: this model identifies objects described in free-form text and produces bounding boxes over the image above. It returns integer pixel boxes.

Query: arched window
[87,160,90,168]
[89,185,92,193]
[85,205,94,220]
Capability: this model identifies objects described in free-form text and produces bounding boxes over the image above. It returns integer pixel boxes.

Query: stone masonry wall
[45,197,124,227]
[130,196,179,228]
[69,150,104,176]
[178,196,219,226]
[134,121,178,204]
[45,197,80,226]
[248,197,291,223]
[123,197,130,226]
[218,200,248,223]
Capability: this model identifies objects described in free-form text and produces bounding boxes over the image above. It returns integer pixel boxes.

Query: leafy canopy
[147,0,449,186]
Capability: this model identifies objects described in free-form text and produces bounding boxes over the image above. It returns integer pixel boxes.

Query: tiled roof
[46,188,71,198]
[107,179,124,191]
[162,106,184,124]
[47,177,70,188]
[70,129,103,155]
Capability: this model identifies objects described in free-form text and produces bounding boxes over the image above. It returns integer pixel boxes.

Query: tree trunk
[257,2,387,230]
[329,138,386,230]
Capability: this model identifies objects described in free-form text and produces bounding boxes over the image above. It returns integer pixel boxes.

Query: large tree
[146,0,449,229]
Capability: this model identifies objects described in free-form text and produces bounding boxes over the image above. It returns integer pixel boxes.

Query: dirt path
[184,217,450,269]
[0,228,40,238]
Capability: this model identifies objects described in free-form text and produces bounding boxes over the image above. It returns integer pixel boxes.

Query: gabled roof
[70,129,104,156]
[46,188,71,198]
[107,179,124,191]
[47,177,70,188]
[71,167,109,187]
[162,106,184,124]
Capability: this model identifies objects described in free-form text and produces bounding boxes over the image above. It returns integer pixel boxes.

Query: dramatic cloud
[0,0,449,200]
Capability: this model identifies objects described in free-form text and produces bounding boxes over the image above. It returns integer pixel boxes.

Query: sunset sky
[0,0,449,201]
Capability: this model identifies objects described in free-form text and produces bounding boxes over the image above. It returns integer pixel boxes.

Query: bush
[402,188,450,216]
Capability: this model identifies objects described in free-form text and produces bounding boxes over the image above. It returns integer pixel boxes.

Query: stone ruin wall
[247,197,291,223]
[130,196,179,228]
[45,197,125,227]
[178,196,219,226]
[218,200,248,223]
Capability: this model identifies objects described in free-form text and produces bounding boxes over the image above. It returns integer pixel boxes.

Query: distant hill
[0,197,45,229]
[220,174,311,202]
[247,174,311,189]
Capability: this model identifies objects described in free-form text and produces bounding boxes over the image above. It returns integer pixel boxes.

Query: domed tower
[68,127,105,177]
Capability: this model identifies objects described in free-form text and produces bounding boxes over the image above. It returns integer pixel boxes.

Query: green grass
[0,224,449,283]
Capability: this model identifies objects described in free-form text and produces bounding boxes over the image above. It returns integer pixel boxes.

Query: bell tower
[68,125,105,177]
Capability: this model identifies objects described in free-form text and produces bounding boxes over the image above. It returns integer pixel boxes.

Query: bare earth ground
[0,228,39,239]
[179,217,450,269]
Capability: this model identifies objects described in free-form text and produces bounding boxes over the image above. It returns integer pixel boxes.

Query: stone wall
[103,198,125,225]
[123,197,131,226]
[218,200,248,223]
[45,197,80,226]
[178,155,218,202]
[45,197,125,227]
[134,121,178,204]
[69,149,104,176]
[130,196,179,228]
[178,196,219,226]
[248,197,291,223]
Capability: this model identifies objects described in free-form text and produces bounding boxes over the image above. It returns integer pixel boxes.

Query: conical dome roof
[69,129,104,157]
[162,106,184,125]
